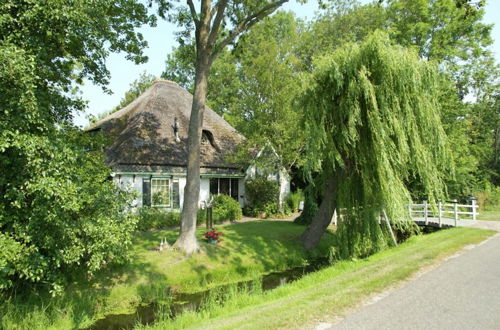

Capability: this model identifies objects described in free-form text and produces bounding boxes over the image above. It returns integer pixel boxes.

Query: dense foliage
[0,131,137,293]
[197,194,243,224]
[300,33,449,257]
[293,186,319,225]
[162,12,306,172]
[0,0,153,292]
[244,178,281,217]
[211,195,243,222]
[306,0,499,198]
[286,189,304,213]
[135,208,181,231]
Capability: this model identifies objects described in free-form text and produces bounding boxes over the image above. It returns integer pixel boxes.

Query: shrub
[476,186,500,211]
[245,178,280,217]
[198,195,243,225]
[135,207,181,231]
[286,189,304,212]
[212,194,243,222]
[0,130,138,294]
[294,189,319,225]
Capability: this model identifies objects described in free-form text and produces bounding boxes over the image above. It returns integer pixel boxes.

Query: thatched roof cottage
[87,79,290,209]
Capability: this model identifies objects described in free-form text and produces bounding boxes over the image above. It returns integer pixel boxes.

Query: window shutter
[142,178,151,207]
[172,180,180,208]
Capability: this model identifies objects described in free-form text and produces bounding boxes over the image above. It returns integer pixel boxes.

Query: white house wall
[113,174,243,210]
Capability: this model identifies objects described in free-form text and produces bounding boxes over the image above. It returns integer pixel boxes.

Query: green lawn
[141,227,495,330]
[0,221,335,330]
[477,209,500,221]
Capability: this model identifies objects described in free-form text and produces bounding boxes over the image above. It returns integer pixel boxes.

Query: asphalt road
[327,231,500,330]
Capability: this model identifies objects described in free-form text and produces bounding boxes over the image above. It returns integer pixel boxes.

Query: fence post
[408,204,412,218]
[424,200,428,225]
[453,199,458,227]
[205,204,209,230]
[471,197,477,221]
[438,199,442,227]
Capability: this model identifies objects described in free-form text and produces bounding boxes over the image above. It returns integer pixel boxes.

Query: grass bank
[0,221,334,330]
[140,227,495,330]
[477,208,500,221]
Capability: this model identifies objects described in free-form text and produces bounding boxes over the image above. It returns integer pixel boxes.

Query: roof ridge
[153,78,178,85]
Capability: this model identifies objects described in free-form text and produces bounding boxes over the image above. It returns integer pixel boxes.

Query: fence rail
[330,199,478,228]
[408,199,478,227]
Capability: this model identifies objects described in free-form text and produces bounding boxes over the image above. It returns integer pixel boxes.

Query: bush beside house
[198,194,243,225]
[244,178,288,217]
[286,189,304,212]
[135,207,181,231]
[136,194,243,230]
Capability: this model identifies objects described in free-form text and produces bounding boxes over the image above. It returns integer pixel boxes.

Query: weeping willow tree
[298,32,451,257]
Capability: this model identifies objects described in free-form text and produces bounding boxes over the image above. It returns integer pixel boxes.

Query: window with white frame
[151,178,171,207]
[209,178,239,200]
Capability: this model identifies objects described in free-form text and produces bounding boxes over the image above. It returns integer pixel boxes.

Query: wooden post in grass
[424,200,429,225]
[438,200,442,227]
[382,209,398,246]
[471,197,477,221]
[206,207,213,230]
[453,199,458,226]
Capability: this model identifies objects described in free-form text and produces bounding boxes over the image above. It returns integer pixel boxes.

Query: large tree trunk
[174,47,211,254]
[298,173,340,250]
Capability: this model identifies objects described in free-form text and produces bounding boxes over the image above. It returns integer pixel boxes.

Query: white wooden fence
[408,199,478,227]
[330,199,478,228]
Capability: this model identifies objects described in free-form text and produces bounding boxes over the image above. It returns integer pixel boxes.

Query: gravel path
[319,222,500,330]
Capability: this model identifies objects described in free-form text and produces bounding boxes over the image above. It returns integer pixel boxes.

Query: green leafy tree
[385,0,494,97]
[0,131,137,293]
[163,43,197,91]
[0,0,153,291]
[300,0,386,68]
[303,0,499,197]
[384,0,499,194]
[298,33,450,256]
[154,0,292,254]
[217,12,306,171]
[162,12,306,172]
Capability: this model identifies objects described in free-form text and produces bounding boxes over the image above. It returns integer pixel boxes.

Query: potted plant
[204,229,223,244]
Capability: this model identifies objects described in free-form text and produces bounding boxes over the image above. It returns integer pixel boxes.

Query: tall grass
[140,227,494,330]
[0,221,335,329]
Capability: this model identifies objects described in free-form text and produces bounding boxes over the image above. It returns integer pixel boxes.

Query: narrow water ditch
[88,225,444,330]
[87,259,329,330]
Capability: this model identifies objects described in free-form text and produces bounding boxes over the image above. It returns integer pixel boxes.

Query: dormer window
[201,129,215,147]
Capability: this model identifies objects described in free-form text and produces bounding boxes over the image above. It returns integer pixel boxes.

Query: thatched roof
[86,79,245,173]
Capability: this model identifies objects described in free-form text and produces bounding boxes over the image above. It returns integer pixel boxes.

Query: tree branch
[187,0,200,26]
[209,0,289,63]
[207,0,229,48]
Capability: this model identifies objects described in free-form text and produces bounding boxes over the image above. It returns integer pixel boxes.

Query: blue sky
[73,0,500,127]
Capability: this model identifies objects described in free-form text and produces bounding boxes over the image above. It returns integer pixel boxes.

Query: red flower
[203,229,223,242]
